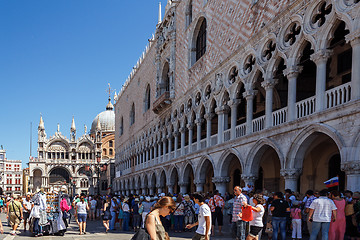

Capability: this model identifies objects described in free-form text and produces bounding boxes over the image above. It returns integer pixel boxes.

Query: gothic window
[229,66,238,84]
[109,140,113,148]
[144,84,151,112]
[119,117,123,136]
[109,149,113,155]
[186,0,193,27]
[103,149,107,155]
[196,19,207,61]
[161,62,170,94]
[130,103,135,125]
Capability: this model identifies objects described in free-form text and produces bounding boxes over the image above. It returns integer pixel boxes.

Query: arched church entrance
[297,133,344,193]
[33,169,42,192]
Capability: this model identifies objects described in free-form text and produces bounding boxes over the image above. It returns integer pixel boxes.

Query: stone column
[167,184,174,195]
[241,174,257,190]
[342,161,360,192]
[179,182,188,194]
[215,105,229,144]
[142,151,145,164]
[194,180,205,193]
[187,123,194,152]
[145,149,149,162]
[346,34,360,100]
[174,131,179,157]
[212,177,230,196]
[284,66,302,121]
[311,49,332,112]
[243,90,257,134]
[180,127,186,155]
[150,147,153,161]
[281,169,301,192]
[229,99,240,140]
[154,144,158,163]
[204,113,214,147]
[262,79,278,128]
[142,188,146,195]
[162,137,167,157]
[156,184,162,194]
[195,118,203,150]
[149,188,154,195]
[168,134,172,154]
[158,141,161,161]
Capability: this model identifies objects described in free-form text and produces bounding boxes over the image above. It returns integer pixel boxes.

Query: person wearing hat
[121,197,130,231]
[7,194,23,235]
[131,198,141,231]
[22,193,33,232]
[183,195,195,231]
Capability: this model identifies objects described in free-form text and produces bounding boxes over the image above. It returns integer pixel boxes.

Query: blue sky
[0,0,167,168]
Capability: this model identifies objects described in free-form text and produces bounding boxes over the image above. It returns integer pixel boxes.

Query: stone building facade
[114,0,360,196]
[29,99,115,195]
[0,149,23,196]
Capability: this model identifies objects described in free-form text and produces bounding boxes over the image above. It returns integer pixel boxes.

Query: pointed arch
[144,84,151,112]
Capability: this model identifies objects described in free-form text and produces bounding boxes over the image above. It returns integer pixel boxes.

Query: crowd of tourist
[0,187,360,240]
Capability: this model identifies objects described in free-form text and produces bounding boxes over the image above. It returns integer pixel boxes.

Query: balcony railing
[326,82,351,108]
[153,91,171,114]
[122,83,354,173]
[297,96,316,118]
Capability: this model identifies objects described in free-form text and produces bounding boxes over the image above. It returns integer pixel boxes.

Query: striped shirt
[232,194,248,222]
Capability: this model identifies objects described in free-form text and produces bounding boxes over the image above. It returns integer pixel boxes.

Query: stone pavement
[0,213,233,240]
[0,213,311,240]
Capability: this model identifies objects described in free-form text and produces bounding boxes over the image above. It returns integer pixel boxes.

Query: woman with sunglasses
[146,196,176,240]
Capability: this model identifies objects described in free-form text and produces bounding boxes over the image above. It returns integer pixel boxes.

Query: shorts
[211,209,223,226]
[78,213,87,222]
[23,211,30,220]
[89,208,95,214]
[9,212,21,226]
[192,233,210,240]
[249,225,263,237]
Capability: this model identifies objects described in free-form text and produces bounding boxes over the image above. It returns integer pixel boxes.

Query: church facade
[114,0,360,196]
[29,99,115,195]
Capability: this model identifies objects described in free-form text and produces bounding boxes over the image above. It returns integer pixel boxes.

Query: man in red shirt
[208,190,225,236]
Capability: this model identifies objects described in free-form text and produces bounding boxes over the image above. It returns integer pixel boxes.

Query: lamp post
[96,152,101,195]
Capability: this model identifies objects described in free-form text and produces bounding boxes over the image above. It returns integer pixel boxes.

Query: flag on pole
[324,176,339,188]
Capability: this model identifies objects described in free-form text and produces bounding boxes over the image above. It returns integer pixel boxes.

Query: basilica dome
[90,99,115,134]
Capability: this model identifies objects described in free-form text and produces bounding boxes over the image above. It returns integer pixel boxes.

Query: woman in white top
[244,194,265,240]
[76,196,89,235]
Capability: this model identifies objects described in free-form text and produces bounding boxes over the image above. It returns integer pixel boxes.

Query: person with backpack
[7,194,23,235]
[208,190,225,236]
[174,195,185,233]
[183,195,195,231]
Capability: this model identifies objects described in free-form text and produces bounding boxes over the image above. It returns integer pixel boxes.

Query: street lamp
[96,152,101,195]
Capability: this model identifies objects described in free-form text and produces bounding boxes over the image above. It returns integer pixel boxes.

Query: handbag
[241,205,253,222]
[265,220,273,233]
[131,228,150,240]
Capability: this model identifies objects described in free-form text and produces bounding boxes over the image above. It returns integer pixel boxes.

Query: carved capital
[284,66,303,79]
[215,105,230,115]
[310,49,332,65]
[341,161,360,174]
[204,113,215,121]
[179,127,186,133]
[187,123,194,130]
[156,183,162,188]
[346,31,360,47]
[195,118,204,125]
[261,78,278,90]
[212,176,230,184]
[280,168,302,179]
[243,89,258,100]
[228,99,241,107]
[173,131,179,137]
[178,181,189,187]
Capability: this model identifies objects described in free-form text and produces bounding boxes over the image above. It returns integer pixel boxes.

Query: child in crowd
[290,201,302,240]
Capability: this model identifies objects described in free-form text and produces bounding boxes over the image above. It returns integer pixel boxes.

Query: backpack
[131,228,150,240]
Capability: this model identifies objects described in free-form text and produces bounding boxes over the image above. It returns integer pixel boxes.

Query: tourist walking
[184,195,195,231]
[22,193,32,232]
[7,195,23,235]
[102,196,112,233]
[132,198,142,231]
[232,186,249,240]
[146,196,176,240]
[76,195,89,235]
[142,196,153,228]
[109,197,118,230]
[174,195,185,233]
[186,193,212,240]
[303,190,317,234]
[208,190,224,236]
[244,194,265,240]
[122,197,131,231]
[270,192,290,240]
[308,189,337,240]
[89,196,97,220]
[329,190,346,240]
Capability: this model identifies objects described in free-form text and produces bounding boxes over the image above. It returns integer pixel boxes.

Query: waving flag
[324,176,339,188]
